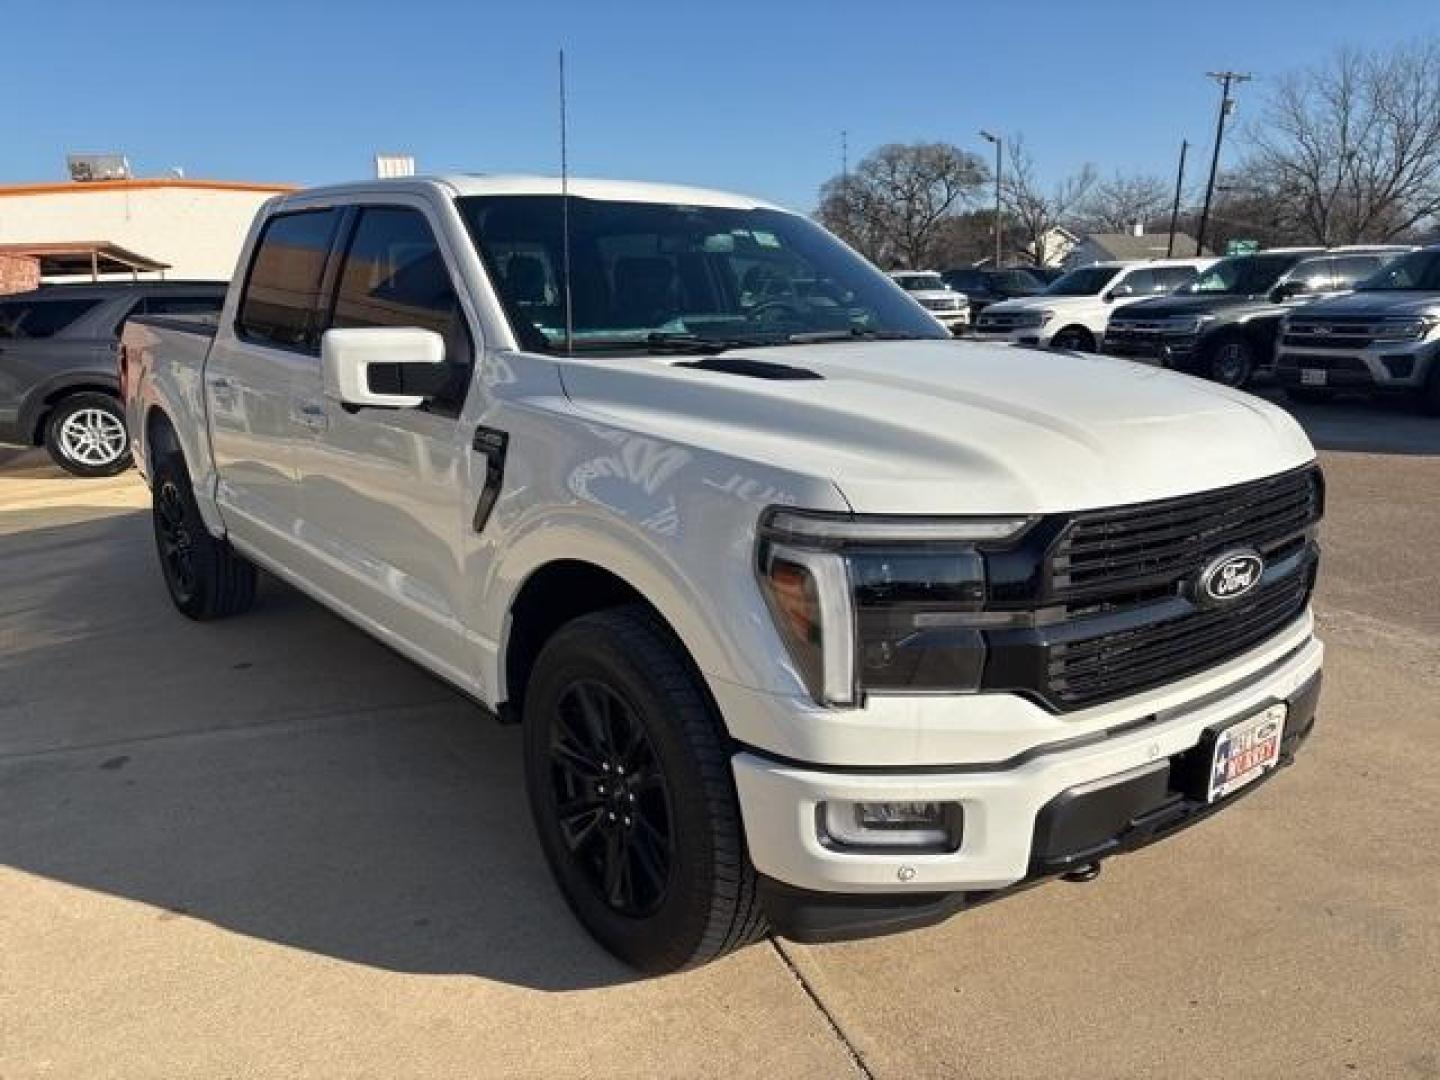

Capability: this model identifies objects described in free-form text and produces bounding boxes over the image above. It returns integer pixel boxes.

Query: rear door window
[237,209,343,352]
[0,298,102,339]
[1118,268,1160,295]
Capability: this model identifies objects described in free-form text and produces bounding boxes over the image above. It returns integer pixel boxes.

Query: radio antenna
[559,48,574,356]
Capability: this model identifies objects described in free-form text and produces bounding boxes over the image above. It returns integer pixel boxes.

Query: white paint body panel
[122,175,1322,897]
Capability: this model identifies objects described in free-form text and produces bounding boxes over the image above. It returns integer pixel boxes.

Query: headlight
[1173,314,1214,334]
[1374,315,1439,342]
[756,509,1035,706]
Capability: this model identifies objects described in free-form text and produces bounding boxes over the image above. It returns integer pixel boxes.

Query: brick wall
[0,254,40,294]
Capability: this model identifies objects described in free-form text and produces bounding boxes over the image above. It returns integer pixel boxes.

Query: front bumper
[1102,332,1200,368]
[1275,339,1438,391]
[733,631,1321,937]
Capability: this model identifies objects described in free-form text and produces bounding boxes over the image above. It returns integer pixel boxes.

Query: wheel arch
[499,557,719,723]
[23,376,121,445]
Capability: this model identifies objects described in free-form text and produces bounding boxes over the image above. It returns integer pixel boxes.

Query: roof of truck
[281,174,786,212]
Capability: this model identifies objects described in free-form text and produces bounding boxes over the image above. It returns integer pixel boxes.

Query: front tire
[1205,336,1256,388]
[43,392,132,477]
[151,450,257,620]
[1050,326,1095,352]
[523,606,767,972]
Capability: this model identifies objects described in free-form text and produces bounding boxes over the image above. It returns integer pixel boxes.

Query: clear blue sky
[8,0,1438,210]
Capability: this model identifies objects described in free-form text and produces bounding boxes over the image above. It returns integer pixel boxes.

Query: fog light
[1381,354,1416,379]
[820,800,963,851]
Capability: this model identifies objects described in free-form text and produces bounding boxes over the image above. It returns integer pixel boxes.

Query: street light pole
[980,130,1002,267]
[1196,70,1251,257]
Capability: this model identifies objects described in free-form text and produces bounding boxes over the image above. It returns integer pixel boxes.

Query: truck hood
[983,295,1094,314]
[1114,294,1264,319]
[1297,290,1440,317]
[554,339,1315,514]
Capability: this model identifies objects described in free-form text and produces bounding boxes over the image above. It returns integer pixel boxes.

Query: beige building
[0,177,296,291]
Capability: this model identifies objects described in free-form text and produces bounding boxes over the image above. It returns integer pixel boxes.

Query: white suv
[889,271,970,334]
[973,259,1213,352]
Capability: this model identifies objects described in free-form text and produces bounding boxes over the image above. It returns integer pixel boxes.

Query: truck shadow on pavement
[0,509,640,992]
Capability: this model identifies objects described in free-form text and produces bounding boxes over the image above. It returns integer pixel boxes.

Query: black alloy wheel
[547,678,674,917]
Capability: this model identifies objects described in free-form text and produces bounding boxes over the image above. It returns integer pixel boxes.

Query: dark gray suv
[0,281,225,475]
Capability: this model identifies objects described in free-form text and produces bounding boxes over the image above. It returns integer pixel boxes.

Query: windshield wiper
[785,328,934,344]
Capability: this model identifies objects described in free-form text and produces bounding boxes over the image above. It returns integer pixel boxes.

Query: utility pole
[840,129,849,182]
[1196,71,1251,257]
[980,130,1002,266]
[1166,139,1189,258]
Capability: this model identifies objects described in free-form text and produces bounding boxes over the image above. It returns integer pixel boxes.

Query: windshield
[1185,254,1299,296]
[455,195,947,353]
[894,274,945,291]
[1042,266,1122,296]
[1356,249,1440,291]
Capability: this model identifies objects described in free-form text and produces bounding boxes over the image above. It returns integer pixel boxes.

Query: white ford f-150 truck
[122,175,1324,973]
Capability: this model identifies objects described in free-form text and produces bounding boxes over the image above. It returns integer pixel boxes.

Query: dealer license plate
[1300,368,1327,386]
[1208,704,1288,802]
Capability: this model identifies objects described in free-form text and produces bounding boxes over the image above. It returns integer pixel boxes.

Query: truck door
[207,208,344,551]
[288,202,480,688]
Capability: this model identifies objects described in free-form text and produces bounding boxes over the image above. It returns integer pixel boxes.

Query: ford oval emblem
[1197,550,1264,605]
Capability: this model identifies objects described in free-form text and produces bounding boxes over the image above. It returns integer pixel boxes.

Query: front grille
[979,467,1324,711]
[1281,317,1381,349]
[921,296,960,312]
[1049,466,1322,613]
[976,313,1038,332]
[1044,565,1313,708]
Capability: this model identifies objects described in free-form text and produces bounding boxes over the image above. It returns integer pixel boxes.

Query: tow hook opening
[1060,861,1103,884]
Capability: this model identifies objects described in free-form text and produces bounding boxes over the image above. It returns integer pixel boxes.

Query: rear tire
[43,392,132,477]
[150,450,257,620]
[523,605,767,972]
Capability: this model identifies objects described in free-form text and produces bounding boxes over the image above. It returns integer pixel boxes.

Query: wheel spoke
[549,734,603,782]
[556,801,605,853]
[601,827,628,907]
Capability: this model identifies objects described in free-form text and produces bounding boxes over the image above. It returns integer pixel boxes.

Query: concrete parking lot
[2,398,1438,1079]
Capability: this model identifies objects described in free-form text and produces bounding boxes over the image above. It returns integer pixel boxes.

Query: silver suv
[0,282,224,475]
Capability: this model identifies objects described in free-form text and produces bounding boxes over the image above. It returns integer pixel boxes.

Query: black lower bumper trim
[761,671,1321,944]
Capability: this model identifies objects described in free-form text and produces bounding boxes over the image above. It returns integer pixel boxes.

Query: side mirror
[321,327,450,409]
[1270,280,1307,303]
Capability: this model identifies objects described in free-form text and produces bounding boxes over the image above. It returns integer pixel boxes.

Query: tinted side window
[329,206,472,411]
[1156,266,1199,290]
[1329,256,1381,287]
[237,210,342,352]
[0,298,102,339]
[330,207,470,363]
[1119,269,1159,294]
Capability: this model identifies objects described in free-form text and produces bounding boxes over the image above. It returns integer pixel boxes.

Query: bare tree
[1078,172,1173,234]
[1242,41,1440,243]
[816,142,988,268]
[1001,136,1096,266]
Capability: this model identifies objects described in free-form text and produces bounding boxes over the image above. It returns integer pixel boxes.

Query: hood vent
[674,356,823,380]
